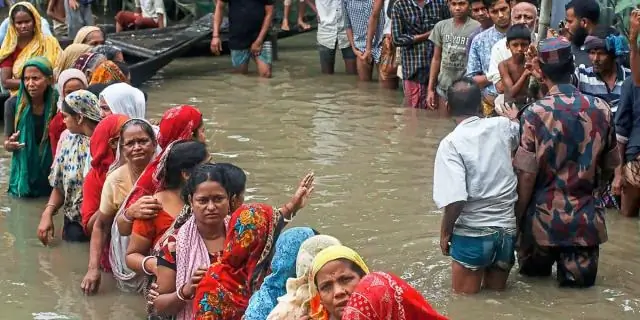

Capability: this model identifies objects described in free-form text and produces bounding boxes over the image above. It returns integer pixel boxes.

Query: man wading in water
[210,0,274,78]
[433,78,519,294]
[514,38,620,288]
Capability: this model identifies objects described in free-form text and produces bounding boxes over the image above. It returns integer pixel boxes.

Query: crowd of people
[2,0,640,318]
[0,1,455,319]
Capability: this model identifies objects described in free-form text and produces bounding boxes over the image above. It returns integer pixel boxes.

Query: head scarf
[100,82,146,118]
[309,245,370,320]
[266,235,342,320]
[91,44,122,61]
[157,105,203,149]
[8,56,57,197]
[63,89,103,123]
[245,227,317,320]
[0,2,61,95]
[73,52,107,79]
[73,26,102,44]
[193,203,285,320]
[56,68,88,110]
[89,60,127,85]
[80,114,130,229]
[342,272,449,320]
[53,43,92,78]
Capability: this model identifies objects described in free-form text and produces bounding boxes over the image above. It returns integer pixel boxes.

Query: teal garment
[8,56,57,197]
[244,227,316,320]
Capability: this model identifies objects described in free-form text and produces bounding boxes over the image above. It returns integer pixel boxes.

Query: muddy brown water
[0,33,639,320]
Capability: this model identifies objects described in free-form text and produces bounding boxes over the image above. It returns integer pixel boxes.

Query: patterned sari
[244,227,316,320]
[89,60,127,85]
[193,203,285,320]
[342,272,448,320]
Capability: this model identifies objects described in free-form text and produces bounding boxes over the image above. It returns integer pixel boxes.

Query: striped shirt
[344,0,385,63]
[391,0,450,84]
[574,63,631,113]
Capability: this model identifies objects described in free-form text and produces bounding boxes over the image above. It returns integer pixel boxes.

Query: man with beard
[514,38,619,288]
[465,0,510,116]
[564,0,600,67]
[574,26,631,114]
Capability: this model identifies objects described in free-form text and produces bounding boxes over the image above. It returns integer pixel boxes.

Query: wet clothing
[225,0,274,50]
[450,226,516,271]
[231,41,273,67]
[615,78,640,162]
[514,83,619,286]
[519,244,599,288]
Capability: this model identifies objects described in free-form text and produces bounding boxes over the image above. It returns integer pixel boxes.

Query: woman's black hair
[114,61,130,77]
[506,24,531,43]
[11,4,35,23]
[120,119,156,144]
[311,228,320,235]
[164,140,208,189]
[215,163,246,199]
[87,83,109,96]
[181,163,229,203]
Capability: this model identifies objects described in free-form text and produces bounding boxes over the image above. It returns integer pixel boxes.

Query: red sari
[81,114,130,229]
[193,203,284,320]
[342,272,448,320]
[121,105,203,211]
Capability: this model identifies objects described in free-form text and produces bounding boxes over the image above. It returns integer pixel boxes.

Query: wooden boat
[60,13,317,61]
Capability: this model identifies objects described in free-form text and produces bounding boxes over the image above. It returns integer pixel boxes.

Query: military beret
[538,37,573,64]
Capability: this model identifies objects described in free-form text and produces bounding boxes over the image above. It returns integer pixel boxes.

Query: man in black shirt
[210,0,275,78]
[564,0,599,67]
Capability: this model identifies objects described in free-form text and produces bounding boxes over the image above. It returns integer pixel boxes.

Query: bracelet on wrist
[176,284,194,301]
[141,256,154,276]
[122,210,134,223]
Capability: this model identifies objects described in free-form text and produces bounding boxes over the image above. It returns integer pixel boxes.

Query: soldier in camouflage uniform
[513,38,620,287]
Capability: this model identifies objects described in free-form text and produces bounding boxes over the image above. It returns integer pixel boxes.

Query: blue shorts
[231,41,273,67]
[450,227,516,271]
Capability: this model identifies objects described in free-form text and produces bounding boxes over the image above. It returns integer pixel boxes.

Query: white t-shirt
[316,0,350,49]
[383,0,392,35]
[135,0,167,26]
[433,116,519,229]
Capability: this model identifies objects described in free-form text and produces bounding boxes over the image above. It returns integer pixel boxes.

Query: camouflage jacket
[513,84,620,247]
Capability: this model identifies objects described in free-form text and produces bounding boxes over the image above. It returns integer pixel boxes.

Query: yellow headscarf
[53,43,92,79]
[0,2,61,95]
[73,26,101,44]
[309,245,370,320]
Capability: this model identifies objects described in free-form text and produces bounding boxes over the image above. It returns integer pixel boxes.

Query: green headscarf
[8,56,58,197]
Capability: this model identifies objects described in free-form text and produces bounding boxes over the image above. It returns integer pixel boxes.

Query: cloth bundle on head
[80,114,130,229]
[245,227,317,320]
[63,89,103,123]
[100,82,146,118]
[91,45,122,61]
[8,56,58,197]
[73,52,107,79]
[74,26,102,44]
[193,203,285,320]
[266,235,342,320]
[0,2,61,95]
[53,44,92,78]
[309,245,370,320]
[342,272,449,320]
[90,60,127,85]
[584,33,630,57]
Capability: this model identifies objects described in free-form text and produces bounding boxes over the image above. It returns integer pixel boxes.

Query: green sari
[8,57,58,197]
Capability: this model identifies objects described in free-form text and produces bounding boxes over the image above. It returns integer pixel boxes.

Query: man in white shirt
[316,0,356,74]
[433,78,520,294]
[115,0,166,32]
[487,1,537,91]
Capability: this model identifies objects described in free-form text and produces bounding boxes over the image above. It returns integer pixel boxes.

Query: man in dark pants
[514,38,620,288]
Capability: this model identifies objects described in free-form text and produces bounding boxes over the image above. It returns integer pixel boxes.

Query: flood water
[1,33,639,320]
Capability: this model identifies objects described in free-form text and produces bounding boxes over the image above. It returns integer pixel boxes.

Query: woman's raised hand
[289,172,315,213]
[3,131,24,152]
